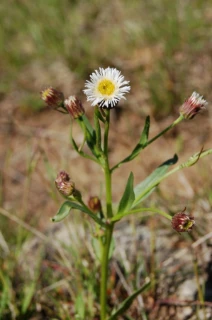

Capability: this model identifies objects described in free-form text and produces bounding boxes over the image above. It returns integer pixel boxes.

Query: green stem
[101,108,113,319]
[104,109,113,218]
[104,165,113,219]
[100,224,114,320]
[111,207,172,222]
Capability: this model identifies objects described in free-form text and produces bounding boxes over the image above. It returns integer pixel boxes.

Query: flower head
[83,67,130,108]
[64,96,85,119]
[171,209,195,233]
[41,87,64,109]
[55,171,75,196]
[180,92,208,119]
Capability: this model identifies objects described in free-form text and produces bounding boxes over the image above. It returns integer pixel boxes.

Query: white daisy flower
[83,67,130,108]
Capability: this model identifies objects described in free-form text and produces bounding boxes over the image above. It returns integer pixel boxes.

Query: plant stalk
[100,109,114,319]
[100,224,114,320]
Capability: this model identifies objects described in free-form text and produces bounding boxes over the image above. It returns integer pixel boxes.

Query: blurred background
[0,0,212,319]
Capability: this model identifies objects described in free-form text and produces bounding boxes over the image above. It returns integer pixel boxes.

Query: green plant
[42,68,211,319]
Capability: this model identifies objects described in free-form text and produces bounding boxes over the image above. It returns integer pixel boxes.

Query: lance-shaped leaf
[133,154,178,207]
[139,115,150,145]
[111,116,150,171]
[81,114,95,137]
[75,116,104,161]
[108,280,151,320]
[117,172,135,215]
[51,201,105,227]
[124,116,150,161]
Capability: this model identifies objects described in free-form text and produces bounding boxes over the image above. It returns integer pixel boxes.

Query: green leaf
[111,117,151,171]
[78,115,105,161]
[51,201,72,222]
[51,201,106,227]
[139,115,150,145]
[81,114,95,137]
[133,154,178,207]
[108,280,151,320]
[117,172,135,214]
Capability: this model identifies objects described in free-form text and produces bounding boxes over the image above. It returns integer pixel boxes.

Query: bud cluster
[41,87,85,119]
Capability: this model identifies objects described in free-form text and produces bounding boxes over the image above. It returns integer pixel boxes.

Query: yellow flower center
[97,79,115,96]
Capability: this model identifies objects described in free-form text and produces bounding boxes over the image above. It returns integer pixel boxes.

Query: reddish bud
[180,92,208,120]
[55,171,75,196]
[88,196,102,213]
[172,209,195,233]
[64,96,85,119]
[41,87,64,108]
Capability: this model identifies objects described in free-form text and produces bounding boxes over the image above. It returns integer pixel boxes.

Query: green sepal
[133,154,178,207]
[117,172,135,215]
[51,201,106,227]
[108,280,151,320]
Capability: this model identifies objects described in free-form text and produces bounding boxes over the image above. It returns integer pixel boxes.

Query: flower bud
[64,96,85,119]
[180,92,208,120]
[55,171,75,196]
[171,209,195,233]
[88,196,102,213]
[41,87,64,108]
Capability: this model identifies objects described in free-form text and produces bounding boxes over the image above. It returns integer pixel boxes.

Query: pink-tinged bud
[41,87,64,108]
[55,171,75,196]
[64,96,85,119]
[171,209,195,233]
[180,92,208,119]
[88,196,102,213]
